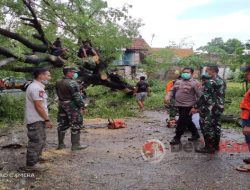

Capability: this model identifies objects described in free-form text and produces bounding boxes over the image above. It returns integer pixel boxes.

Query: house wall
[123,52,140,65]
[116,66,147,80]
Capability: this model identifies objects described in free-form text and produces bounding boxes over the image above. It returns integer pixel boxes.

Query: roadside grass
[146,80,166,110]
[0,80,246,129]
[0,93,25,128]
[221,82,244,128]
[85,85,139,119]
[224,82,244,116]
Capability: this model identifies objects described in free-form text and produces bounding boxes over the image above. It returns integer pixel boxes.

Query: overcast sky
[106,0,250,49]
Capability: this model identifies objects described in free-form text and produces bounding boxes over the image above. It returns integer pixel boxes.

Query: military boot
[214,135,221,150]
[195,138,215,154]
[195,146,215,154]
[71,133,88,151]
[57,131,66,150]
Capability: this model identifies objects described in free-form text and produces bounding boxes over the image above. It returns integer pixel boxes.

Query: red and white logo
[141,139,166,163]
[39,90,44,98]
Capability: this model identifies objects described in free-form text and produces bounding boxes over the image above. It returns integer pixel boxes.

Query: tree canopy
[0,0,143,91]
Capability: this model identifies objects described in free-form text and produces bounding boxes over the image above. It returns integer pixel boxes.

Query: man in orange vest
[236,67,250,172]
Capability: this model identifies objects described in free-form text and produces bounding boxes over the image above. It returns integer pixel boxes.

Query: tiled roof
[151,48,194,58]
[127,38,151,50]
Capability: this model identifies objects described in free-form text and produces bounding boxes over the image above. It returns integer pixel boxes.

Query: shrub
[85,86,138,119]
[0,93,25,123]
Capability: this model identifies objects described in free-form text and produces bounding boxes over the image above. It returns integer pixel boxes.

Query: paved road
[0,111,249,190]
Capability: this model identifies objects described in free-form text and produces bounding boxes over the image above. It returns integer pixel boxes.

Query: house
[113,37,195,80]
[151,48,194,58]
[114,37,150,66]
[114,37,150,79]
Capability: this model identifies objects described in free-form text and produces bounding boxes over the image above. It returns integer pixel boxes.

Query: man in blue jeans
[236,67,250,172]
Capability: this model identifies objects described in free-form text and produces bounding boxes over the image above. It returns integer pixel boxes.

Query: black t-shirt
[53,40,62,48]
[136,81,149,93]
[77,46,96,58]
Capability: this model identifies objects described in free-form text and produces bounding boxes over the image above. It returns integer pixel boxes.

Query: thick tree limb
[0,46,18,58]
[78,67,134,94]
[0,28,47,52]
[22,0,47,45]
[0,46,64,67]
[21,54,64,67]
[0,58,16,67]
[11,66,53,73]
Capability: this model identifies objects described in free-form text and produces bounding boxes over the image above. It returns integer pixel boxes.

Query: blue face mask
[181,73,191,80]
[72,73,78,80]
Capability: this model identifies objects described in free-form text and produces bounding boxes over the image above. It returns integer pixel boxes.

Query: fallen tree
[0,0,142,93]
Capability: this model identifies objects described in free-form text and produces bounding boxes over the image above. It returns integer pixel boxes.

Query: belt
[59,100,71,103]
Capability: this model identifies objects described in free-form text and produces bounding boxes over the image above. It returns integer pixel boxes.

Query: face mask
[41,80,49,85]
[181,73,191,80]
[72,73,78,80]
[201,72,211,79]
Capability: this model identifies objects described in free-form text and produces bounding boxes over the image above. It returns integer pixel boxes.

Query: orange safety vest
[165,80,174,93]
[240,90,250,119]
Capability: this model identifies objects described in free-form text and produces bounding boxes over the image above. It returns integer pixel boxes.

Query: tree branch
[0,58,16,67]
[20,17,34,22]
[0,46,64,68]
[23,54,64,66]
[22,0,48,45]
[0,46,18,58]
[11,66,53,73]
[0,28,47,52]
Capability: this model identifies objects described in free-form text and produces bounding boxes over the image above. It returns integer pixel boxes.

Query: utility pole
[151,33,155,47]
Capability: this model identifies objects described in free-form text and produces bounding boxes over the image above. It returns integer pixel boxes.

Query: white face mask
[41,80,49,85]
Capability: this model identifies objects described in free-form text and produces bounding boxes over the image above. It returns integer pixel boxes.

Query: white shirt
[25,80,48,124]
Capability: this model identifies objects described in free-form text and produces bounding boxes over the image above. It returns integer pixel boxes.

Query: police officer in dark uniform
[56,67,88,151]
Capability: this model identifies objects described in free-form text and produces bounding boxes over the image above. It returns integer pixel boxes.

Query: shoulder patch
[39,90,44,98]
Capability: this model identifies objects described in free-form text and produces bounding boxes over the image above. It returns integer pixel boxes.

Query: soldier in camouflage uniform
[207,65,226,150]
[55,67,88,151]
[192,73,217,153]
[192,65,226,153]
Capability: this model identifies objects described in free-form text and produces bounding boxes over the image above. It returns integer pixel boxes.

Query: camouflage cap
[63,66,79,75]
[63,66,79,72]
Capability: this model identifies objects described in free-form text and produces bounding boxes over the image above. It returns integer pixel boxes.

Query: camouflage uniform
[211,75,226,149]
[195,79,216,148]
[56,77,85,150]
[56,77,84,133]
